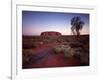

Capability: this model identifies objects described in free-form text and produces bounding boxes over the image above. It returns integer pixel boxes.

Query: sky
[22,11,89,36]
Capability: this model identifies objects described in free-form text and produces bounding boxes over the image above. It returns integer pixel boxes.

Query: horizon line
[22,34,89,36]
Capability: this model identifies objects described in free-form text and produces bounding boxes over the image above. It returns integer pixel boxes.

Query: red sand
[26,43,81,68]
[31,54,80,68]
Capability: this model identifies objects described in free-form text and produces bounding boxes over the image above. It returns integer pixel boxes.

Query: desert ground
[22,35,89,69]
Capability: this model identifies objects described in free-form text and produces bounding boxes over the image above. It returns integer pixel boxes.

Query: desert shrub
[57,38,67,43]
[83,45,89,53]
[23,42,38,49]
[22,49,34,64]
[69,42,83,48]
[63,47,74,58]
[53,44,74,58]
[62,45,75,58]
[53,46,62,54]
[70,47,89,65]
[72,48,83,57]
[62,42,69,45]
[46,36,58,43]
[80,53,89,65]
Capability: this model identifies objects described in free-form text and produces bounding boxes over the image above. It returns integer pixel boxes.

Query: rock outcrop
[40,31,62,39]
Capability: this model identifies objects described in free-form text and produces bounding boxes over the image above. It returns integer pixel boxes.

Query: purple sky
[22,11,89,36]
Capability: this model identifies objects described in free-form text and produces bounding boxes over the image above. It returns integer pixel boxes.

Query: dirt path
[24,43,80,68]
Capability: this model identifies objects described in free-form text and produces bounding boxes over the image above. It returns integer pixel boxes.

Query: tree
[71,16,85,39]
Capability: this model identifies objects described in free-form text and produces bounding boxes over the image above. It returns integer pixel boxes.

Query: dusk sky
[22,11,89,36]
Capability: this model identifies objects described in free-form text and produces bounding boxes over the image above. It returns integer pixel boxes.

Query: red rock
[40,31,62,39]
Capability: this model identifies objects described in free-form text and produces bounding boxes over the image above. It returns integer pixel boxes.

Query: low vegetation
[22,35,89,68]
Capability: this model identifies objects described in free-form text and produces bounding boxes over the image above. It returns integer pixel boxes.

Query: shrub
[23,42,38,49]
[22,49,34,64]
[63,47,74,58]
[62,45,75,58]
[80,53,89,65]
[46,36,58,43]
[53,44,74,58]
[53,45,62,54]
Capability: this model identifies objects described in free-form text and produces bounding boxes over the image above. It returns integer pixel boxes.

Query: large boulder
[40,31,62,40]
[41,31,61,36]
